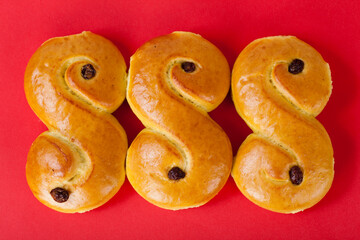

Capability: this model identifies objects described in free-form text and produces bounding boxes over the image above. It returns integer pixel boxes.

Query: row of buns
[24,31,334,213]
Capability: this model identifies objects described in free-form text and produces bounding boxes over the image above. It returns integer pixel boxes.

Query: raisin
[50,187,69,203]
[289,166,303,185]
[81,64,96,79]
[168,167,186,180]
[288,59,304,74]
[181,62,196,73]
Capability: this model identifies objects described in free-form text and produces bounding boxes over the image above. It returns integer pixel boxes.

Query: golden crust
[231,36,334,213]
[24,32,128,213]
[126,32,233,210]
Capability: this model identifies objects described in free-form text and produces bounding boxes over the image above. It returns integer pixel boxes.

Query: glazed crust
[231,36,334,213]
[126,32,233,210]
[24,32,128,213]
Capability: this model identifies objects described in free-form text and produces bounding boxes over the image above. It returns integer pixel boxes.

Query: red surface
[1,0,359,239]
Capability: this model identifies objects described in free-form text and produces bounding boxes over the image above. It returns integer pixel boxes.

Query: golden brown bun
[126,31,233,210]
[231,36,334,213]
[24,31,128,213]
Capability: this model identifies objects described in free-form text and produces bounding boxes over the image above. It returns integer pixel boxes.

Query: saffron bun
[231,36,334,213]
[24,32,128,213]
[126,31,233,210]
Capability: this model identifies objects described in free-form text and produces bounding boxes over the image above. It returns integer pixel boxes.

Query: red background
[1,0,359,239]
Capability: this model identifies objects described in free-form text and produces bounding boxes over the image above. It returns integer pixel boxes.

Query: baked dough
[231,36,334,213]
[126,31,233,210]
[24,31,128,213]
